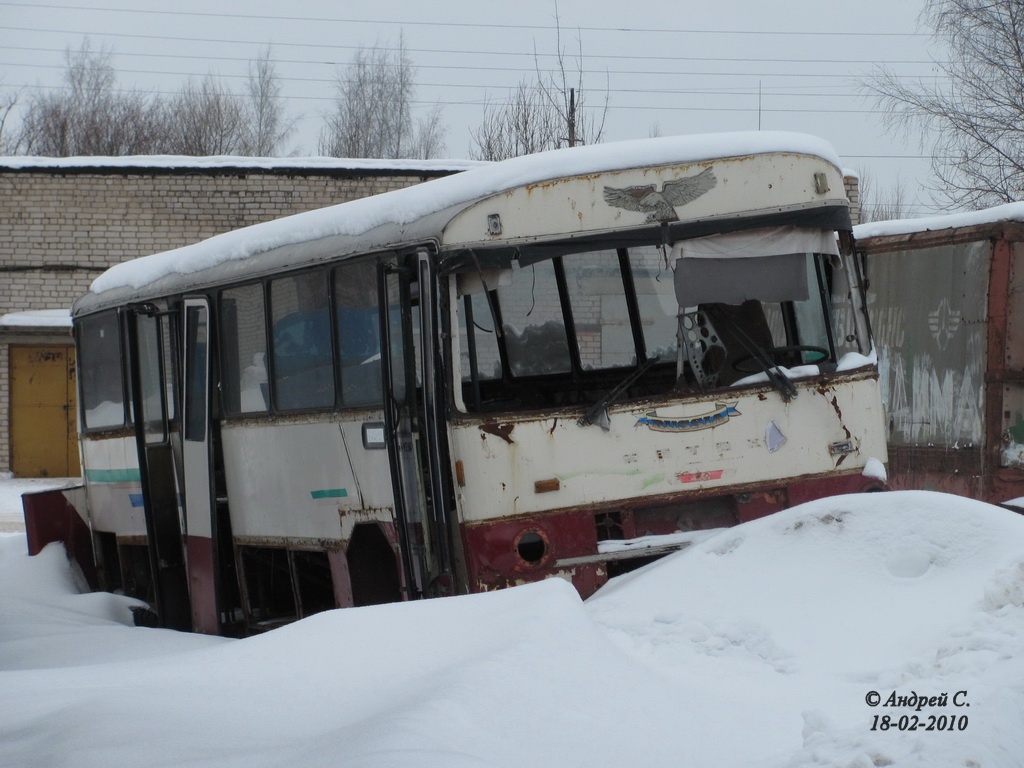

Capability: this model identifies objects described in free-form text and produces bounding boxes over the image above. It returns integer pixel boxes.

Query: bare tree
[858,169,911,223]
[15,39,164,156]
[471,80,563,161]
[11,39,295,157]
[164,75,249,155]
[866,0,1024,209]
[412,104,447,160]
[0,88,18,154]
[242,47,294,156]
[470,7,608,161]
[535,10,608,150]
[320,35,445,159]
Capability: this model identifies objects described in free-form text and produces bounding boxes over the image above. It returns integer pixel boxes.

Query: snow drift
[1,490,1023,767]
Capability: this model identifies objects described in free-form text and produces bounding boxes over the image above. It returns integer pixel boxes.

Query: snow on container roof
[854,201,1024,240]
[74,132,843,316]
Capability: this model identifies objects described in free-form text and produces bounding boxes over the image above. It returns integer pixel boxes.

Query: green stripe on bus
[311,488,348,500]
[85,468,142,483]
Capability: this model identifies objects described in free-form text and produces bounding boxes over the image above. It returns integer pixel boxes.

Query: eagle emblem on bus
[603,166,716,222]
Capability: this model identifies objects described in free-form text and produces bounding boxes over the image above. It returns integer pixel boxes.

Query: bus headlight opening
[515,529,548,565]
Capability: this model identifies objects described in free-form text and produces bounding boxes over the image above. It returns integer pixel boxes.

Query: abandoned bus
[39,132,887,634]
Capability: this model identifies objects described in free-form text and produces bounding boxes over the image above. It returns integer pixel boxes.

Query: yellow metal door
[10,346,80,478]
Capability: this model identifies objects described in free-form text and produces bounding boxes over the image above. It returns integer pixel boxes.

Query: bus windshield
[454,231,837,414]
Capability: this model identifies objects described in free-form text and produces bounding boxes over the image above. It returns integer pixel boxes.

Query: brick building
[0,156,480,477]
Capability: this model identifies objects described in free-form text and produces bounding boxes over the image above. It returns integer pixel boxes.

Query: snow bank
[2,490,1022,767]
[589,492,1024,767]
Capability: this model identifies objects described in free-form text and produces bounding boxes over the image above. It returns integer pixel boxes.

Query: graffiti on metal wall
[869,241,987,448]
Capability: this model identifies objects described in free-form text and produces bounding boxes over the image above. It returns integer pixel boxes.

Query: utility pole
[567,87,577,147]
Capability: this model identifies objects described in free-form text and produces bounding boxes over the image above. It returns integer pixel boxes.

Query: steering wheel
[732,345,830,374]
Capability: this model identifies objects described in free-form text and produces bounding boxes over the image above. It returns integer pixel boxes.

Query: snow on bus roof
[854,201,1024,240]
[86,132,842,299]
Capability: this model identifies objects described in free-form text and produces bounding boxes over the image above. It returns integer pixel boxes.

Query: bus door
[378,251,455,599]
[126,304,191,631]
[181,297,240,635]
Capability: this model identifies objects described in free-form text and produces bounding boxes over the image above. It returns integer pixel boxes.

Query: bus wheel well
[347,523,402,607]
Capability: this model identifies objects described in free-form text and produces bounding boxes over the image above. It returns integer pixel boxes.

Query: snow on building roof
[78,132,843,310]
[854,201,1024,240]
[0,154,488,173]
[0,309,72,328]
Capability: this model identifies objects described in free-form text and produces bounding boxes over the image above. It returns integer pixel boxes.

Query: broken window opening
[453,233,842,415]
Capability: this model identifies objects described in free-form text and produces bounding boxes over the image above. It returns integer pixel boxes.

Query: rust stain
[548,418,558,436]
[480,422,515,445]
[818,386,852,439]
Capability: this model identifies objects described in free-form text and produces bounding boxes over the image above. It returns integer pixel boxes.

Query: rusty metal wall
[867,240,989,449]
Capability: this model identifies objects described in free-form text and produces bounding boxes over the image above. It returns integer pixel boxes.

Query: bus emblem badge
[636,402,740,433]
[603,166,717,222]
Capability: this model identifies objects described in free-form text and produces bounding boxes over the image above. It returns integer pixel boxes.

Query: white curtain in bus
[673,226,839,260]
[672,227,836,307]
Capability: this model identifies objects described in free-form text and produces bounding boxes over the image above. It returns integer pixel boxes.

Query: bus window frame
[267,265,337,414]
[449,246,844,416]
[218,280,271,418]
[76,308,131,435]
[216,253,393,421]
[333,257,384,409]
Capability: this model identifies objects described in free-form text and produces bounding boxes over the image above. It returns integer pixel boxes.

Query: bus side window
[270,270,335,411]
[562,250,634,370]
[498,259,571,377]
[334,260,382,407]
[221,283,269,415]
[78,310,127,429]
[628,246,679,362]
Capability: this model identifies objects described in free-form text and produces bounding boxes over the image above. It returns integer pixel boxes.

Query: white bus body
[48,133,886,634]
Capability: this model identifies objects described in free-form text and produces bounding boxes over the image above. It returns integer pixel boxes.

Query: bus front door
[126,305,191,631]
[378,251,454,599]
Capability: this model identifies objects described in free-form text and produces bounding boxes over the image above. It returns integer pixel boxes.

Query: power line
[0,40,948,69]
[0,57,950,86]
[0,2,930,37]
[0,3,945,177]
[0,79,914,118]
[2,69,884,99]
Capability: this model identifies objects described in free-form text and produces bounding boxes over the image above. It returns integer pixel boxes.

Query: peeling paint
[480,422,515,445]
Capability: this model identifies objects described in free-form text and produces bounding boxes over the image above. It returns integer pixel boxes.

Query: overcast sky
[1,0,944,215]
